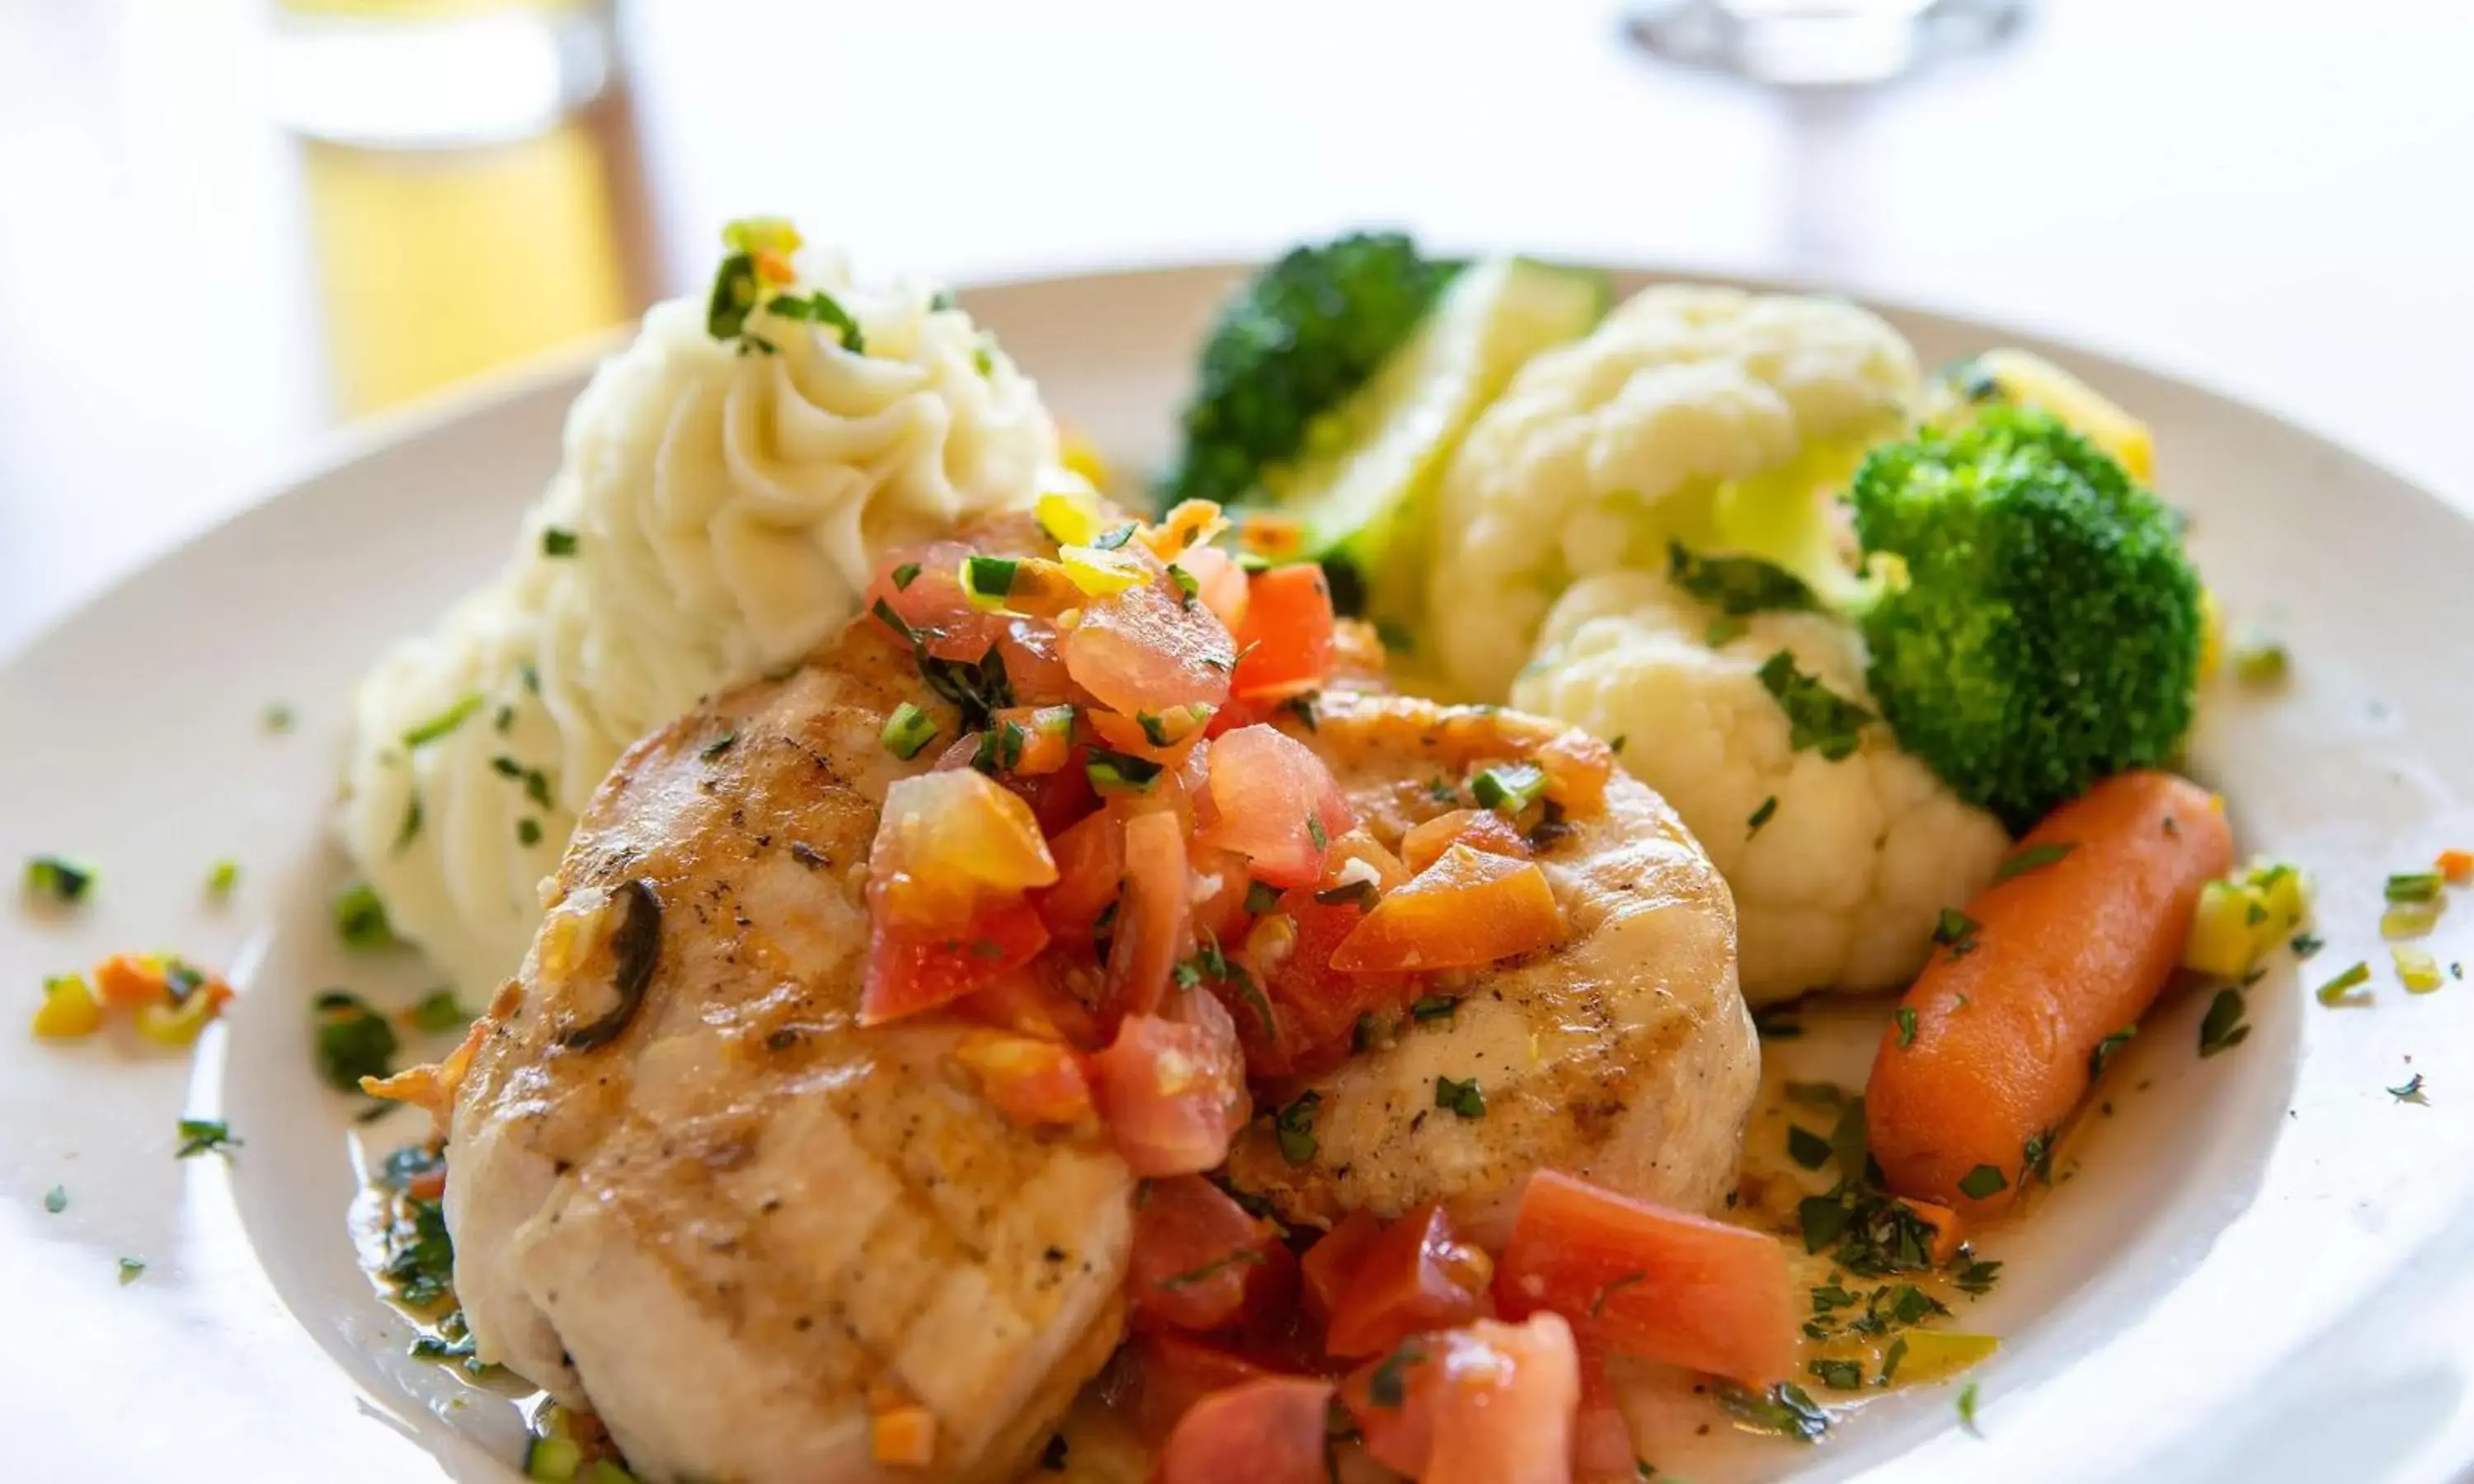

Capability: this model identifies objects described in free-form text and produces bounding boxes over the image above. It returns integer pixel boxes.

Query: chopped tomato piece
[996,618,1075,705]
[859,898,1049,1026]
[1230,564,1336,702]
[1331,844,1562,973]
[1188,845,1257,951]
[1062,567,1235,717]
[1157,1377,1335,1484]
[1197,725,1355,887]
[1105,808,1192,1021]
[1130,1175,1297,1334]
[1174,545,1252,632]
[1241,888,1414,1078]
[1323,827,1412,892]
[1536,731,1616,819]
[1087,704,1213,768]
[1496,1170,1800,1388]
[1572,1401,1638,1482]
[1324,1204,1493,1358]
[864,539,1006,660]
[955,965,1101,1049]
[1093,989,1249,1176]
[1399,810,1531,876]
[1300,1210,1384,1324]
[868,770,1059,931]
[1341,1315,1580,1484]
[952,1030,1094,1127]
[1131,1332,1288,1444]
[989,704,1076,776]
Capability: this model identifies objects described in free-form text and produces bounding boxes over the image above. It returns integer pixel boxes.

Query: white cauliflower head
[1428,284,1920,698]
[1511,568,2010,1003]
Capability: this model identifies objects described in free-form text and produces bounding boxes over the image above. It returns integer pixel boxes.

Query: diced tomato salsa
[848,494,1714,1482]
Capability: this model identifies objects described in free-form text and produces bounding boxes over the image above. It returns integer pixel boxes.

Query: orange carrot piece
[1865,771,2233,1217]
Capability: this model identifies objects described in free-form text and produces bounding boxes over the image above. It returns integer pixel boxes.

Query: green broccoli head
[1162,232,1458,508]
[1851,406,2203,831]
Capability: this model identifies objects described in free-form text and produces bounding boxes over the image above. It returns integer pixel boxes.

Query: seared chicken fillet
[443,621,1134,1484]
[1224,689,1757,1242]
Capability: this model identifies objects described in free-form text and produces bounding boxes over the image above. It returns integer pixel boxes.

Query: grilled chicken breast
[1223,690,1757,1244]
[442,621,1134,1484]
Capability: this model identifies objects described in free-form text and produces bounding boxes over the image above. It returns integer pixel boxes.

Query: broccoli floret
[1850,406,2203,831]
[1162,232,1458,508]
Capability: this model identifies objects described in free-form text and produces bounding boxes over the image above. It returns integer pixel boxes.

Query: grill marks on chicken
[444,624,1134,1484]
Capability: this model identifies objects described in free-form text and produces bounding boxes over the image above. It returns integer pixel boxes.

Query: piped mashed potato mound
[340,224,1059,990]
[1512,568,2010,1003]
[1427,284,1921,700]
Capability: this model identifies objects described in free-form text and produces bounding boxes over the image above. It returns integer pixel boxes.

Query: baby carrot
[1865,770,2233,1217]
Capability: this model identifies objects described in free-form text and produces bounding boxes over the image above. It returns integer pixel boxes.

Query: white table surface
[2,0,2470,653]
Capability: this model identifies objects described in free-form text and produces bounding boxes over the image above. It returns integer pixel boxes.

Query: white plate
[5,265,2472,1484]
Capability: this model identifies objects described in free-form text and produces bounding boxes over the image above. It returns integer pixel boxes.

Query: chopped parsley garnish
[2230,633,2288,684]
[1955,1164,2008,1200]
[1808,1358,1865,1392]
[1992,841,2076,884]
[540,527,578,557]
[1089,523,1139,552]
[1244,881,1282,914]
[1434,1075,1486,1120]
[1306,815,1329,850]
[1470,762,1547,815]
[2197,988,2251,1056]
[971,338,996,376]
[1314,879,1381,913]
[407,989,471,1035]
[175,1118,241,1159]
[1170,565,1202,609]
[891,561,922,590]
[515,819,543,848]
[1155,1247,1267,1290]
[1717,1381,1829,1441]
[1426,776,1459,805]
[205,858,241,895]
[1879,1334,1910,1384]
[1747,796,1779,835]
[382,1179,455,1309]
[393,791,424,851]
[929,289,956,312]
[2023,1128,2056,1185]
[962,555,1020,607]
[882,702,939,760]
[1706,616,1748,646]
[1273,1091,1322,1164]
[2389,1073,2429,1105]
[2291,932,2326,959]
[971,720,1028,776]
[706,248,763,341]
[261,702,296,733]
[334,881,397,951]
[1956,1381,1982,1434]
[2385,871,2444,904]
[767,289,866,353]
[1279,692,1320,731]
[2315,960,2373,1007]
[44,1185,66,1214]
[1785,1125,1832,1171]
[399,693,483,749]
[22,854,93,904]
[1667,541,1819,616]
[1932,907,1982,956]
[1755,651,1873,761]
[1409,994,1459,1023]
[698,731,736,762]
[1894,1007,1918,1048]
[1366,1341,1426,1409]
[1951,1257,2002,1296]
[313,989,400,1092]
[1087,748,1164,795]
[117,1256,145,1284]
[2089,1025,2136,1079]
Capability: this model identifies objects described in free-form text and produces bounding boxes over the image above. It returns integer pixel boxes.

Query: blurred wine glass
[1628,0,2029,87]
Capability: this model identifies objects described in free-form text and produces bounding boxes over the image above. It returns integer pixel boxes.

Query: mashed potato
[1512,568,2010,1003]
[341,247,1058,991]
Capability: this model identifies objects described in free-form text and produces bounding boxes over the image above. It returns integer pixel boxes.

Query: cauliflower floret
[1512,568,2010,1003]
[1429,284,1920,698]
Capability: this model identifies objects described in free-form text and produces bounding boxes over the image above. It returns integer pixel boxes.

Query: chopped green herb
[393,791,424,852]
[699,731,736,762]
[1090,523,1139,552]
[262,702,297,733]
[1609,735,1627,754]
[1274,1091,1321,1164]
[335,881,396,951]
[117,1256,145,1284]
[516,819,543,848]
[1315,879,1381,913]
[2316,960,2373,1007]
[1668,541,1820,616]
[313,989,399,1092]
[1951,1258,2002,1296]
[175,1118,241,1159]
[2022,1129,2055,1185]
[23,854,93,904]
[1279,692,1320,731]
[1956,1381,1982,1435]
[1170,565,1202,609]
[400,693,483,749]
[2386,872,2445,904]
[1706,616,1748,646]
[1426,777,1460,805]
[1434,1075,1486,1120]
[541,527,579,557]
[1366,1341,1425,1409]
[1717,1381,1829,1441]
[43,1185,66,1214]
[2230,632,2287,684]
[1956,1164,2009,1200]
[1894,1007,1918,1048]
[891,561,922,591]
[2088,1025,2136,1079]
[1471,763,1547,815]
[882,702,939,760]
[973,721,1029,774]
[1992,841,2077,884]
[1306,814,1329,850]
[2291,932,2326,959]
[1155,1247,1268,1290]
[2389,1073,2429,1105]
[407,989,471,1035]
[1756,651,1873,762]
[766,288,866,353]
[1747,796,1779,835]
[962,555,1021,608]
[2197,988,2251,1056]
[1879,1334,1909,1384]
[1244,881,1282,914]
[1808,1358,1865,1392]
[1933,907,1981,956]
[705,250,762,340]
[1087,747,1164,795]
[1587,1271,1645,1318]
[1409,994,1459,1023]
[1786,1125,1832,1171]
[928,289,956,312]
[971,339,995,376]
